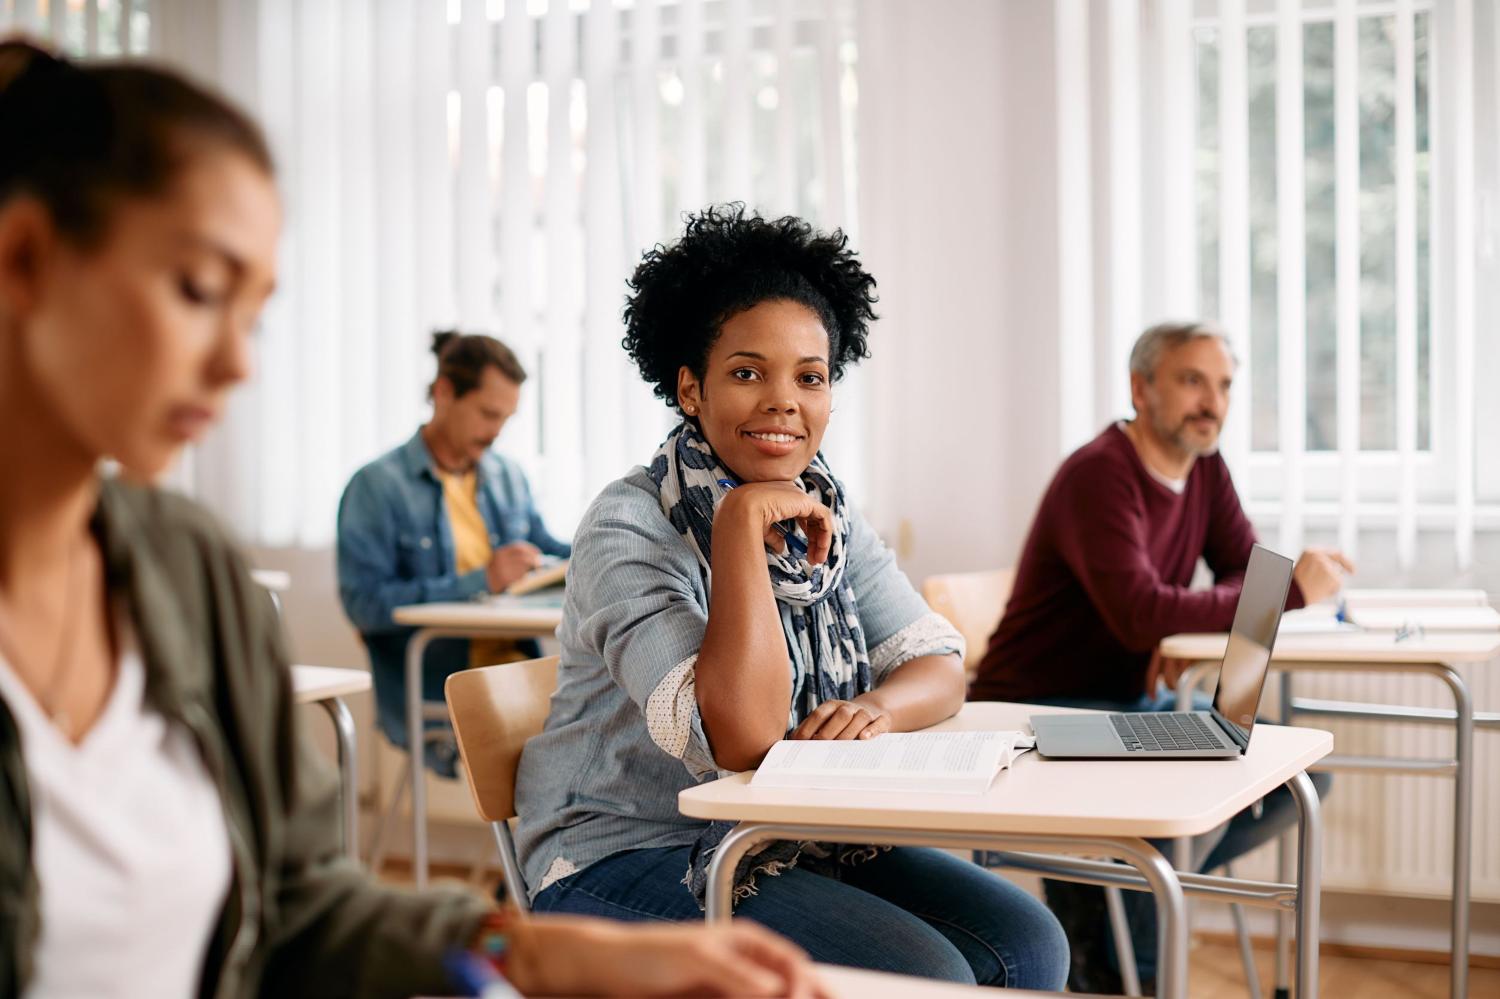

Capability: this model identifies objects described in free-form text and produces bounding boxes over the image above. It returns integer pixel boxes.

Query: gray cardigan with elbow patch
[511,466,963,901]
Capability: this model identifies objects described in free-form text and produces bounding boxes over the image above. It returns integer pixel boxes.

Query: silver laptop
[1030,544,1295,759]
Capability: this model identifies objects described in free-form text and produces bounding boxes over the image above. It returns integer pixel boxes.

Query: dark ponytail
[0,38,272,245]
[429,330,527,401]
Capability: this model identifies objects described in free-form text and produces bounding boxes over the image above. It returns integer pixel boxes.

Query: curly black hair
[621,204,878,411]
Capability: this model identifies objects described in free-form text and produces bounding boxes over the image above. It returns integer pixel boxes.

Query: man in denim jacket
[337,332,570,774]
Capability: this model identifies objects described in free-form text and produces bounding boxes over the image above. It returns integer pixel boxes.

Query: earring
[685,406,697,415]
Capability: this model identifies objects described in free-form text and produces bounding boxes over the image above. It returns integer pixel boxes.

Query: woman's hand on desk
[790,699,893,741]
[505,915,831,997]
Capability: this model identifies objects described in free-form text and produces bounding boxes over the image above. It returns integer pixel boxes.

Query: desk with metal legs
[1166,627,1500,999]
[679,702,1332,999]
[290,664,371,861]
[391,597,563,888]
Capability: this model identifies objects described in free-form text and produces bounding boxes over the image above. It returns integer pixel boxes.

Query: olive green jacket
[0,480,489,997]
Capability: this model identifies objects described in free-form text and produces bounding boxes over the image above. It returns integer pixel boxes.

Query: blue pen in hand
[443,949,522,999]
[717,477,809,557]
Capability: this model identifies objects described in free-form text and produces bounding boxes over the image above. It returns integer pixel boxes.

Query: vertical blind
[4,0,861,547]
[1050,0,1491,573]
[0,0,150,55]
[233,0,859,547]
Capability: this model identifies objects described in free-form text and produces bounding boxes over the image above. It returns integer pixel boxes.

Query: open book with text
[750,730,1035,794]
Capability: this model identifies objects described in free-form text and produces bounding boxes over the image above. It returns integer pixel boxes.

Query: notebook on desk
[1031,544,1294,760]
[505,557,568,596]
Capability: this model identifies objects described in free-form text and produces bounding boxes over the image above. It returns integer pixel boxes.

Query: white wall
[858,0,1067,583]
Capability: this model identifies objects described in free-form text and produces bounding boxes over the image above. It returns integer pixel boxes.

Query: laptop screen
[1210,545,1295,747]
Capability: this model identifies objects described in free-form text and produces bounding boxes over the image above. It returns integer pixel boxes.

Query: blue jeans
[534,844,1070,990]
[1009,691,1334,981]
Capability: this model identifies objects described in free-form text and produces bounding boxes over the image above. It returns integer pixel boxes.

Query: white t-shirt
[0,621,232,998]
[1116,420,1187,494]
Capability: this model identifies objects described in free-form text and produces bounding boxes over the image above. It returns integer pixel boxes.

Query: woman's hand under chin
[715,480,833,564]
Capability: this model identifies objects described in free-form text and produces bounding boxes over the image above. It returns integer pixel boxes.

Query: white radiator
[1228,663,1499,902]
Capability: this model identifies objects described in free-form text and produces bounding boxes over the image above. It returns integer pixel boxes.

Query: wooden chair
[921,569,1015,676]
[445,656,559,912]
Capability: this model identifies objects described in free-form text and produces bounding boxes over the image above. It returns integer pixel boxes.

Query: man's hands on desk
[1148,545,1357,695]
[486,542,543,593]
[1293,546,1356,606]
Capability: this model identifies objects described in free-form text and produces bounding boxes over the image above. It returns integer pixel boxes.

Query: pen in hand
[443,949,522,999]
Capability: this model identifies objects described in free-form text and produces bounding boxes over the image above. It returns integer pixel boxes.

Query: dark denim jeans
[997,690,1333,982]
[533,844,1070,990]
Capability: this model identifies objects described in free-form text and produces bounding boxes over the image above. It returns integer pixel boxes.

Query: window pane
[1416,10,1431,451]
[1197,30,1220,323]
[1248,25,1277,452]
[1304,21,1337,451]
[1359,15,1396,451]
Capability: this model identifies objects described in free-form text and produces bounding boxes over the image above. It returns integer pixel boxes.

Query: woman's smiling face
[676,298,832,483]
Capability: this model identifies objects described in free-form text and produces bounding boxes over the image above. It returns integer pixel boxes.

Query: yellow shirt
[438,469,527,669]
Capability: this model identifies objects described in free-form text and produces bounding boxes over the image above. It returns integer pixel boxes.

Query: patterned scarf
[646,421,880,907]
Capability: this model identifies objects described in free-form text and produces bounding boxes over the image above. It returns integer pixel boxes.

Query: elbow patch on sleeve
[644,654,719,779]
[868,611,966,682]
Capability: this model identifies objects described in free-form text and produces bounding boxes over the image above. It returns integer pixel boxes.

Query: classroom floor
[1188,938,1499,999]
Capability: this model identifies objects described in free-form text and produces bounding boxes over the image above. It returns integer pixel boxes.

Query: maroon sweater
[971,424,1303,703]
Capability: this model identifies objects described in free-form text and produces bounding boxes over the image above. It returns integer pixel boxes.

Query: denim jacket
[335,430,570,751]
[512,466,963,901]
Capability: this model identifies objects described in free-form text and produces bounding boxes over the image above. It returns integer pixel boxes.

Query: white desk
[815,964,1077,996]
[679,702,1331,999]
[250,568,291,619]
[291,665,371,862]
[418,965,1081,999]
[1340,587,1489,609]
[390,594,564,888]
[1164,621,1500,999]
[250,568,291,593]
[1281,605,1500,633]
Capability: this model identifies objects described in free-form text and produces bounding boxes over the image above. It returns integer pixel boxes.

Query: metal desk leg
[1105,885,1142,996]
[1288,771,1322,999]
[1275,671,1294,998]
[405,629,438,889]
[703,825,1190,999]
[1436,665,1474,999]
[318,695,360,862]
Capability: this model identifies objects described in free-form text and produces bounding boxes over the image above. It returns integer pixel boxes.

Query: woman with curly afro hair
[512,206,1069,989]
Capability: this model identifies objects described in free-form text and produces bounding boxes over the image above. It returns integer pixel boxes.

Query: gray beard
[1153,412,1222,458]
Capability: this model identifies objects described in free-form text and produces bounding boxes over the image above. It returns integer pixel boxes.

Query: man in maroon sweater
[971,321,1349,991]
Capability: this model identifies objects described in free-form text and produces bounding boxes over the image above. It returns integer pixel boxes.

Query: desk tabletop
[678,702,1331,839]
[1341,587,1490,608]
[1160,629,1500,664]
[1281,605,1499,633]
[291,664,371,703]
[392,593,564,634]
[416,965,1079,999]
[250,568,291,593]
[816,965,1078,996]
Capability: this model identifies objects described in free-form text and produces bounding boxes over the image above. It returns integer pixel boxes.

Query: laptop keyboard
[1110,712,1227,752]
